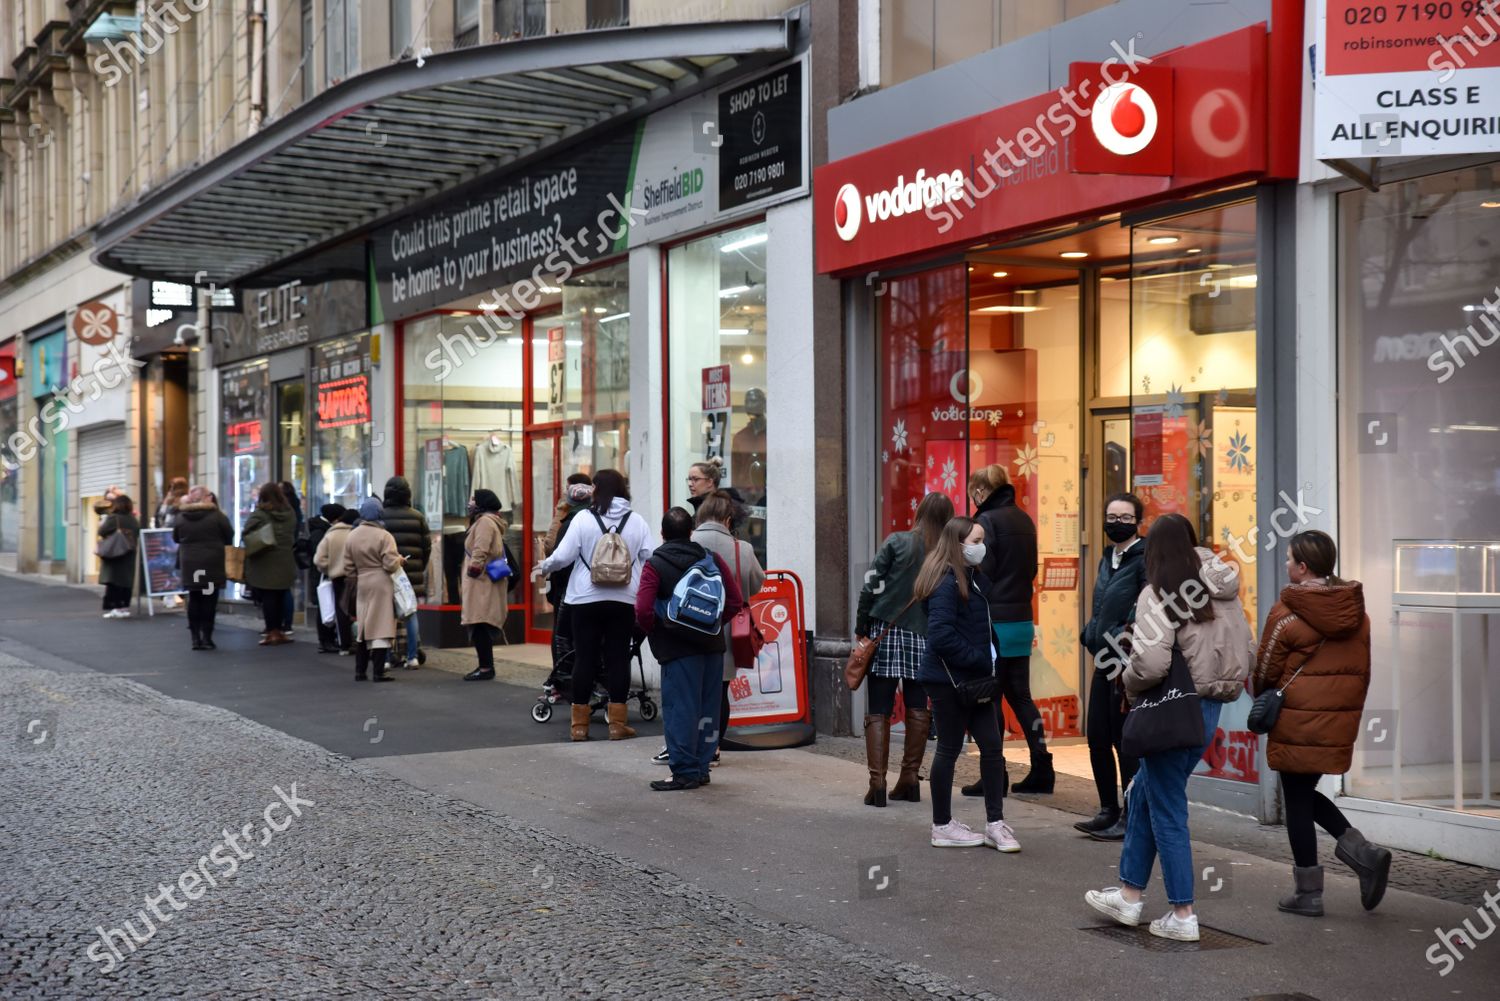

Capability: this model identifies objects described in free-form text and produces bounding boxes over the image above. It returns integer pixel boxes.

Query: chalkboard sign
[140,528,187,597]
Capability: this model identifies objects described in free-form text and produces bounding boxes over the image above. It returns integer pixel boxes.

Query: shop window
[311,334,372,510]
[219,361,272,552]
[667,222,769,565]
[1339,164,1500,812]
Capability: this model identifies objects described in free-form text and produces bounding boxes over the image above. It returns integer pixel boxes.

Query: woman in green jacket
[97,494,140,619]
[243,482,298,646]
[854,492,953,807]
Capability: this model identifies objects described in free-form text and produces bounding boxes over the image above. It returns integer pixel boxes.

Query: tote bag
[1120,641,1205,759]
[391,568,418,620]
[316,577,338,625]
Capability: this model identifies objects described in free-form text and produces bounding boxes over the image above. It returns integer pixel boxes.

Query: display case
[1393,540,1500,609]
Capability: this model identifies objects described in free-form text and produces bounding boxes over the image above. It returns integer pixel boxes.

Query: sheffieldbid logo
[1091,82,1159,156]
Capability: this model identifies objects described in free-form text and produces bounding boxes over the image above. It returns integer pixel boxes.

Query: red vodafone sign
[816,25,1290,275]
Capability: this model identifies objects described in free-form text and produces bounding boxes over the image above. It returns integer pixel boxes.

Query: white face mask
[962,542,986,566]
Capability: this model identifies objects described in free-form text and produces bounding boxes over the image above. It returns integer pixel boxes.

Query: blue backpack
[658,553,727,634]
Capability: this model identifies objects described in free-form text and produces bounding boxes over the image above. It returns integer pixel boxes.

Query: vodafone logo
[1091,82,1159,156]
[834,183,862,241]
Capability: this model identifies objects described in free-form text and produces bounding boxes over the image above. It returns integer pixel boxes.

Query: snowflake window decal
[1225,430,1251,472]
[1193,420,1213,458]
[1165,384,1186,419]
[939,457,958,492]
[891,418,909,454]
[1013,444,1039,479]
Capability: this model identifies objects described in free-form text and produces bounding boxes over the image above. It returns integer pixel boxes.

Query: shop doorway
[526,428,560,642]
[274,379,308,501]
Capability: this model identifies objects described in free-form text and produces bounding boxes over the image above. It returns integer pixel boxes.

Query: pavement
[2,571,1498,1000]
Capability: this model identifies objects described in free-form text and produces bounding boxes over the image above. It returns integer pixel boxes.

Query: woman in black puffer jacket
[174,487,234,650]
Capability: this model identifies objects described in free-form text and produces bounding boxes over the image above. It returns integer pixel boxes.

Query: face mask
[962,542,986,566]
[1104,521,1137,544]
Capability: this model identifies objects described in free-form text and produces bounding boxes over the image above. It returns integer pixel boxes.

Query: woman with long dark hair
[914,516,1019,852]
[532,469,654,740]
[97,494,140,618]
[853,492,954,807]
[1086,513,1252,942]
[1256,530,1390,916]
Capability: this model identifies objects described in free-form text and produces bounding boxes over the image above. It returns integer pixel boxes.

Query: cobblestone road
[0,653,997,1000]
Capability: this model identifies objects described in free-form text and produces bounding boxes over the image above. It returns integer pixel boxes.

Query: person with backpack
[1076,492,1149,841]
[853,492,953,807]
[1086,514,1251,943]
[532,469,654,741]
[635,507,745,790]
[1255,529,1390,917]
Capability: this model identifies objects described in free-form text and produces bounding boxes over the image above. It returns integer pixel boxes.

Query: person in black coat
[173,487,235,650]
[965,463,1050,798]
[97,494,141,618]
[1075,492,1149,839]
[915,516,1020,852]
[382,476,432,668]
[307,503,345,653]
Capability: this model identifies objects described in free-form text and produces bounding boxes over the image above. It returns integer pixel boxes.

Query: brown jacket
[1254,579,1371,775]
[1125,547,1254,702]
[461,513,511,629]
[341,524,403,642]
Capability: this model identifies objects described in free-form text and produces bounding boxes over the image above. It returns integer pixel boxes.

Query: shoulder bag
[1120,641,1205,758]
[95,526,135,560]
[1248,638,1324,735]
[243,520,276,557]
[729,543,765,669]
[844,596,918,691]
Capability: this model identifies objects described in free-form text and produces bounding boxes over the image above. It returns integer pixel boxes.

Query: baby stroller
[531,634,658,724]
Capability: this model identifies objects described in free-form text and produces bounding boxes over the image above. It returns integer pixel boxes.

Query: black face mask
[1104,521,1138,545]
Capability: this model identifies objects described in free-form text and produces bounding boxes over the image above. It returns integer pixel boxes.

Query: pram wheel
[638,698,658,722]
[531,701,552,723]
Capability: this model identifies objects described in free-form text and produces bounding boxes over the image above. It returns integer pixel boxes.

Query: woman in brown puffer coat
[1255,529,1390,918]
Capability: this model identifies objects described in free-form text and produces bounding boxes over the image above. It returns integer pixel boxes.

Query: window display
[668,222,769,564]
[311,335,372,510]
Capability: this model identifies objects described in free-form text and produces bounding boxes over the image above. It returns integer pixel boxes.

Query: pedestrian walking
[964,464,1051,798]
[1086,514,1252,942]
[279,481,306,635]
[1076,492,1148,840]
[684,489,765,771]
[313,507,356,653]
[461,490,512,683]
[340,498,404,682]
[1255,529,1391,916]
[532,469,654,741]
[307,503,345,653]
[853,492,953,807]
[173,486,233,650]
[243,482,298,646]
[635,507,743,790]
[916,516,1020,853]
[382,476,432,669]
[96,494,140,619]
[539,473,592,685]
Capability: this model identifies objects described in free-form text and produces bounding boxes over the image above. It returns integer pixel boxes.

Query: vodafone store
[817,21,1302,811]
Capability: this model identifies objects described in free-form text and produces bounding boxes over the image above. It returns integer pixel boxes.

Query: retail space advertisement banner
[1313,0,1500,159]
[140,528,186,597]
[728,571,809,727]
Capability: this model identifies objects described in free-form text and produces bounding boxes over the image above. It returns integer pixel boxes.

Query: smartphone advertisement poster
[727,570,809,727]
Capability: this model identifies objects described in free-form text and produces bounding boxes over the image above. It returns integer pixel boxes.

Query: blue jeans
[1118,699,1223,906]
[660,653,721,780]
[404,614,421,661]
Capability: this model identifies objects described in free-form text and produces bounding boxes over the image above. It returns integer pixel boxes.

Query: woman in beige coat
[340,497,404,682]
[461,489,511,680]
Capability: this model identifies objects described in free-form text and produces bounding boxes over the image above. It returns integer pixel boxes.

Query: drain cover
[1080,923,1266,952]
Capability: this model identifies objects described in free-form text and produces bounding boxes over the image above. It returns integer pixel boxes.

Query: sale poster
[1133,406,1163,486]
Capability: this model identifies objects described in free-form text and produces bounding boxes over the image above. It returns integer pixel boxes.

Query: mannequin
[732,387,767,505]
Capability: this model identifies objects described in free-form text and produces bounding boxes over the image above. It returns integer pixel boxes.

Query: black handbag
[1248,641,1322,735]
[941,656,998,708]
[1120,642,1204,758]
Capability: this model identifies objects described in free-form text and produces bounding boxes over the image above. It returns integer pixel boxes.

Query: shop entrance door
[525,429,560,643]
[273,379,308,501]
[1080,410,1133,617]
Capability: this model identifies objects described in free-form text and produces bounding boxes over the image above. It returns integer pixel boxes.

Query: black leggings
[866,676,931,718]
[569,601,635,705]
[186,590,219,638]
[1281,771,1352,868]
[997,653,1047,757]
[102,584,132,610]
[473,625,499,673]
[1086,667,1137,811]
[928,686,1006,825]
[259,589,288,632]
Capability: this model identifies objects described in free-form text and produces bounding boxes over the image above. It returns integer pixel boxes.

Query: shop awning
[92,18,796,285]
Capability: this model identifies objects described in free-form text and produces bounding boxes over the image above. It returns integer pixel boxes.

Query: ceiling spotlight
[1482,200,1500,209]
[1147,235,1180,245]
[992,270,1008,278]
[1060,251,1088,259]
[1184,248,1202,255]
[720,232,768,253]
[741,351,755,364]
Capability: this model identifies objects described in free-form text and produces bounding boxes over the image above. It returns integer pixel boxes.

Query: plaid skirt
[869,621,925,681]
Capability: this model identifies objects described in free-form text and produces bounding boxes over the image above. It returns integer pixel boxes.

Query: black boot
[191,629,205,651]
[1073,807,1120,834]
[371,649,393,682]
[1012,750,1055,794]
[1089,805,1128,842]
[354,644,369,681]
[1278,865,1325,917]
[961,762,1008,799]
[1334,828,1392,911]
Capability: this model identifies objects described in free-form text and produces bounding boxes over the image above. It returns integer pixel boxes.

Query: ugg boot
[1278,865,1325,917]
[1334,828,1392,911]
[889,709,931,802]
[863,714,890,807]
[570,704,591,742]
[1012,749,1055,794]
[607,702,637,740]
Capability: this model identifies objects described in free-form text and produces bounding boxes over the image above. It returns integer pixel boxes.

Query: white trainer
[1085,887,1144,927]
[1149,910,1199,942]
[930,820,984,848]
[983,820,1021,853]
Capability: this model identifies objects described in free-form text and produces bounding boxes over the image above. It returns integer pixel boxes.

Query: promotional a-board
[140,528,186,599]
[727,570,810,727]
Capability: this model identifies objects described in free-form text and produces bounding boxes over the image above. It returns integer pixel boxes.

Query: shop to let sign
[1314,0,1500,158]
[718,62,804,212]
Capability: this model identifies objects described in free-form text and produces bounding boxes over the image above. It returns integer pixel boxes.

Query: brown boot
[607,702,637,740]
[570,704,591,742]
[890,708,931,802]
[863,714,890,807]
